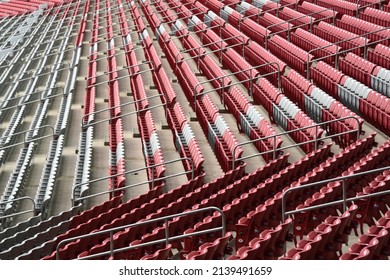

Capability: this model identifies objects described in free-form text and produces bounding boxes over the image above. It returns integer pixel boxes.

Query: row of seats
[228,218,293,260]
[339,52,390,98]
[145,158,289,259]
[241,132,376,248]
[0,0,43,17]
[340,209,390,260]
[297,1,337,24]
[311,61,390,135]
[0,143,36,225]
[167,104,205,178]
[316,0,358,17]
[313,21,367,56]
[353,164,390,234]
[179,155,289,253]
[368,44,390,70]
[63,165,244,259]
[0,206,82,260]
[285,136,374,236]
[361,7,390,27]
[282,204,359,260]
[186,232,233,260]
[336,14,389,46]
[281,69,363,147]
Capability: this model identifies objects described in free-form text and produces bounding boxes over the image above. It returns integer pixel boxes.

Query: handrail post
[273,135,277,160]
[342,179,347,212]
[249,68,253,97]
[222,77,225,106]
[152,165,155,189]
[219,40,223,65]
[165,218,169,247]
[110,231,114,259]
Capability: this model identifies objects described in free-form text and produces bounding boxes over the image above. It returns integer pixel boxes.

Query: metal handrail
[306,26,390,79]
[174,35,246,69]
[238,1,297,23]
[193,62,282,115]
[0,125,56,151]
[356,0,384,16]
[89,22,137,42]
[281,166,390,223]
[85,60,156,86]
[147,1,211,27]
[72,157,195,206]
[263,8,337,49]
[0,86,64,113]
[0,197,36,223]
[87,43,151,63]
[82,101,168,130]
[56,206,225,260]
[232,115,362,169]
[81,92,164,128]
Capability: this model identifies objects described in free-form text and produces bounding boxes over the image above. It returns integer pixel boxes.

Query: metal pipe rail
[85,60,155,83]
[3,62,72,87]
[0,44,76,70]
[0,87,65,113]
[88,22,140,42]
[231,115,362,169]
[56,206,225,260]
[36,0,89,18]
[0,125,56,151]
[165,19,223,41]
[72,157,195,206]
[86,41,153,64]
[25,0,90,28]
[306,26,390,80]
[356,0,385,16]
[174,35,247,69]
[247,7,335,35]
[146,1,212,25]
[0,196,37,225]
[39,25,87,46]
[370,75,390,97]
[81,92,164,127]
[82,101,168,130]
[263,8,338,49]
[281,165,390,223]
[13,64,69,84]
[238,1,297,22]
[192,62,282,115]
